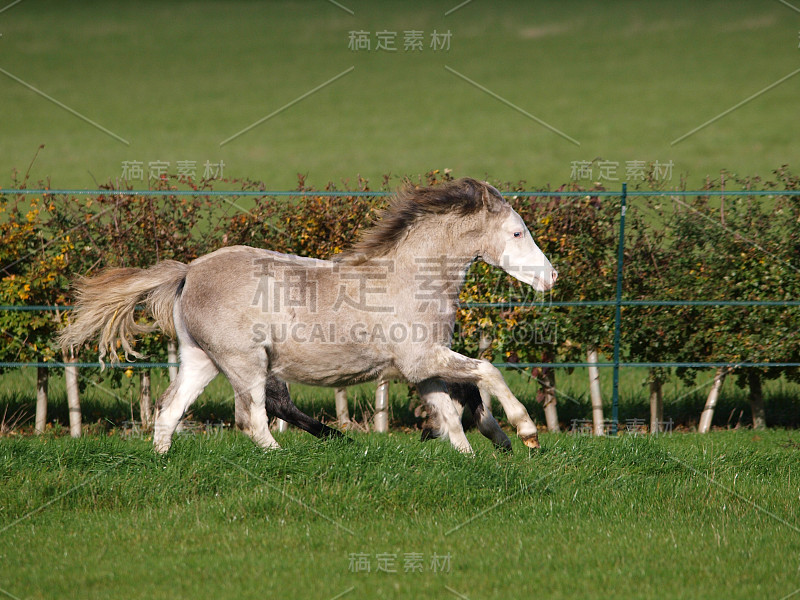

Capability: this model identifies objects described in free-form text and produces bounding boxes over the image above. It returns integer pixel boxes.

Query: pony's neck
[389,217,480,302]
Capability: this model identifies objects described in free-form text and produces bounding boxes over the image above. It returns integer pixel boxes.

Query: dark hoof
[420,427,441,442]
[495,441,513,454]
[320,426,347,440]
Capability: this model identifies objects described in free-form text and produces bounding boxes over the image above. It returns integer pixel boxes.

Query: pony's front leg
[415,348,540,449]
[474,360,540,448]
[417,378,473,454]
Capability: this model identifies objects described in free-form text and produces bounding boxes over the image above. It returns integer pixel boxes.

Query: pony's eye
[513,231,523,238]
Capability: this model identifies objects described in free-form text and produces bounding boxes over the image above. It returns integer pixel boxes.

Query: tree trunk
[139,370,152,427]
[374,380,389,433]
[541,368,560,433]
[698,368,727,434]
[35,366,48,435]
[63,351,81,438]
[587,348,604,436]
[649,375,663,435]
[335,387,350,428]
[167,340,178,382]
[747,370,766,431]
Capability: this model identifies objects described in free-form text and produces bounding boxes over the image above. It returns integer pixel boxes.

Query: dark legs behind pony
[420,382,512,452]
[260,376,342,439]
[262,378,512,452]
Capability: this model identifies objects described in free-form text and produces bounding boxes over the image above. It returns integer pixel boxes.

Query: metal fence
[3,185,800,430]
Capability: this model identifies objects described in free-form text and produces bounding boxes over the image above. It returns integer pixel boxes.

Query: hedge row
[1,167,798,428]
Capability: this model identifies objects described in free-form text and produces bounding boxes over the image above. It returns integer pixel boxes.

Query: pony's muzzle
[534,267,558,292]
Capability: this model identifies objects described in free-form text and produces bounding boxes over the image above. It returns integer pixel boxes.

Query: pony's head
[339,177,558,292]
[476,182,558,293]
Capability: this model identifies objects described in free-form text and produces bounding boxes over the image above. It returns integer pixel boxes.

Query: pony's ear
[482,182,507,213]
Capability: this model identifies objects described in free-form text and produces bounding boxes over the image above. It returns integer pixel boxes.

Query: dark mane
[337,177,507,263]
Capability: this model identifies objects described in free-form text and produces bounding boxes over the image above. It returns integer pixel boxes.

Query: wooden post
[649,375,663,435]
[167,340,178,382]
[541,369,560,433]
[139,370,152,427]
[698,368,726,434]
[35,366,48,435]
[587,348,604,436]
[748,370,766,431]
[335,387,350,428]
[374,380,389,433]
[63,351,81,438]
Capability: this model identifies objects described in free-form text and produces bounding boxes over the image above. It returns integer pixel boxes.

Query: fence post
[611,183,627,436]
[540,368,560,433]
[374,380,389,433]
[649,377,663,434]
[139,370,152,427]
[335,387,350,428]
[35,366,48,435]
[587,348,604,436]
[698,368,727,433]
[63,350,82,437]
[748,370,766,431]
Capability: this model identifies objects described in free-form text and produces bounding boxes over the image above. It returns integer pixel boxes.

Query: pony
[60,177,557,453]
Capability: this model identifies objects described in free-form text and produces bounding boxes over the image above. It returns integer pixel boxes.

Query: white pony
[60,178,557,454]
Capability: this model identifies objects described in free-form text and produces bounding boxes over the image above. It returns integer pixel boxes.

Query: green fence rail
[3,186,800,431]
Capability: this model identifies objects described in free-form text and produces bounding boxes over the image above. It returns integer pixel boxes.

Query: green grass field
[1,0,797,190]
[1,430,798,599]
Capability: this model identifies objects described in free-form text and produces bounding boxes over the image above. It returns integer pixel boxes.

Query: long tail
[59,260,188,366]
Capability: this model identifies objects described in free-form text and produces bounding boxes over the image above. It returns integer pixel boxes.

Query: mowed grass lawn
[0,430,798,599]
[1,0,798,190]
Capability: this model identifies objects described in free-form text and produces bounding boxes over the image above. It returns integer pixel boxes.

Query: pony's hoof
[420,427,441,442]
[322,426,345,439]
[521,433,540,449]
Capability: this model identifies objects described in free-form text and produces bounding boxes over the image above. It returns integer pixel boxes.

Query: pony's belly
[270,351,397,388]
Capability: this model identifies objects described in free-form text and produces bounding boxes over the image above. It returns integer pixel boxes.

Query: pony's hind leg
[407,346,541,449]
[420,382,465,442]
[234,390,252,435]
[232,387,280,450]
[154,344,219,454]
[451,382,512,452]
[215,355,280,450]
[417,378,473,454]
